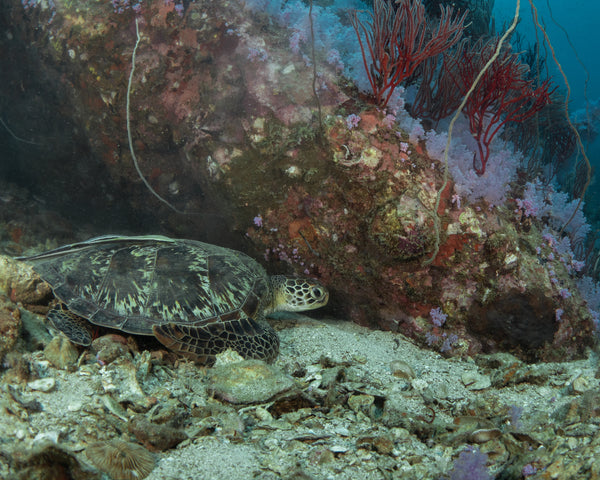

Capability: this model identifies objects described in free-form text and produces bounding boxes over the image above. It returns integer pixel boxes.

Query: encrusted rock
[0,301,21,363]
[390,360,415,379]
[348,394,375,416]
[128,414,188,452]
[207,359,295,404]
[461,371,491,390]
[571,375,591,394]
[44,335,79,369]
[0,255,51,304]
[92,335,131,365]
[99,358,153,409]
[467,287,559,359]
[368,197,434,260]
[213,348,245,366]
[357,435,395,455]
[12,442,96,480]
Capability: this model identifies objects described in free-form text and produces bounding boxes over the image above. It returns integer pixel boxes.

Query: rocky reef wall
[0,0,596,361]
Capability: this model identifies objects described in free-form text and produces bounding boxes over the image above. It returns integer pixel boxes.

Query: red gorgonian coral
[446,37,555,175]
[350,0,467,108]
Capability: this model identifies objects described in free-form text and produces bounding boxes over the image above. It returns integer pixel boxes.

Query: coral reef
[0,0,595,365]
[2,3,600,479]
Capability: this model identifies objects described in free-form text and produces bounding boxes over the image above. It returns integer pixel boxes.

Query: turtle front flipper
[47,303,93,346]
[152,314,279,365]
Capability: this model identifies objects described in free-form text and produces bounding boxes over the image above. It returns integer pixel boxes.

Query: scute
[19,236,268,336]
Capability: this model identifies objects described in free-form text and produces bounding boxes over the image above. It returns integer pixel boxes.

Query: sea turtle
[17,235,328,364]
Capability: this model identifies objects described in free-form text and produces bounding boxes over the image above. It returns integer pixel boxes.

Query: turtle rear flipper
[47,303,93,346]
[153,315,279,365]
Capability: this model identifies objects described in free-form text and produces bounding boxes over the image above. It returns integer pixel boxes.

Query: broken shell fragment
[27,377,56,392]
[469,428,503,443]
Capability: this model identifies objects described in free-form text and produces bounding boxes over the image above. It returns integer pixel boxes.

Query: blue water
[494,1,600,229]
[493,0,599,118]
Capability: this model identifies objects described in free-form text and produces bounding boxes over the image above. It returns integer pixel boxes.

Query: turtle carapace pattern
[17,235,329,364]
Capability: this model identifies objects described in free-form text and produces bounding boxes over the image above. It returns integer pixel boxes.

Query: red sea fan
[349,0,466,108]
[445,37,555,175]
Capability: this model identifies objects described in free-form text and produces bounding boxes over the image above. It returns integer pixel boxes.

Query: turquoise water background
[493,0,598,115]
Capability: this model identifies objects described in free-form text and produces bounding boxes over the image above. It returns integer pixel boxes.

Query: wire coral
[349,0,466,107]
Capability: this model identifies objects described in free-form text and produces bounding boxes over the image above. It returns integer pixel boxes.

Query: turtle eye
[312,287,323,298]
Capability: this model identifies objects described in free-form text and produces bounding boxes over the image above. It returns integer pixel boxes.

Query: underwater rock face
[368,198,434,260]
[0,256,50,305]
[469,289,556,352]
[3,2,600,478]
[1,0,596,362]
[0,300,21,363]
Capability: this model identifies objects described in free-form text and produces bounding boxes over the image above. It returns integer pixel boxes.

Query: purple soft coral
[447,446,491,480]
[430,307,447,327]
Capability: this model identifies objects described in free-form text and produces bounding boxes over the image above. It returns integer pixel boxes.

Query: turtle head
[269,275,328,313]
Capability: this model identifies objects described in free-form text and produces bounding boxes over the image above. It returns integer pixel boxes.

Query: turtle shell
[20,235,270,335]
